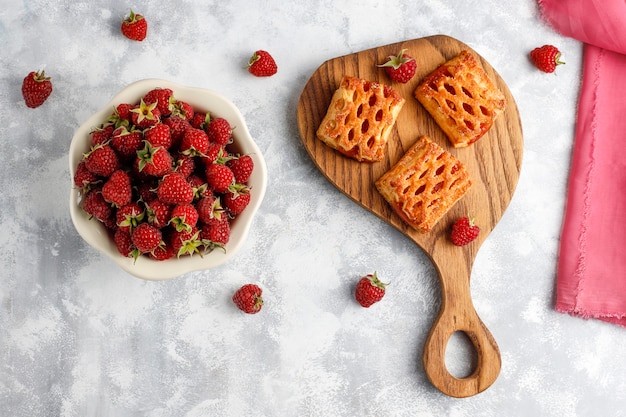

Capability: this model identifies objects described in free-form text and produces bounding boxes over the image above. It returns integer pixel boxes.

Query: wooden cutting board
[296,35,523,398]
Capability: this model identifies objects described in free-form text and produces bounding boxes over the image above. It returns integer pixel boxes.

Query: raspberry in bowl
[69,79,267,280]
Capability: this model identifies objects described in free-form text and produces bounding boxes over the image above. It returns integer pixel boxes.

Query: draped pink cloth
[539,0,626,326]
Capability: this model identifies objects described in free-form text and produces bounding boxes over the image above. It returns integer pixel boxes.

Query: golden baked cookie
[316,75,405,162]
[414,50,506,148]
[375,135,471,233]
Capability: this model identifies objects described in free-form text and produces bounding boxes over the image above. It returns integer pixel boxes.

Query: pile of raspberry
[73,87,254,261]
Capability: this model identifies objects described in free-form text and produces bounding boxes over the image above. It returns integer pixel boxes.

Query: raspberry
[232,284,263,314]
[530,45,565,73]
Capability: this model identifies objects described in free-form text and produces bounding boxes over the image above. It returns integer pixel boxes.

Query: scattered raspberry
[121,10,148,42]
[232,284,263,314]
[247,50,278,77]
[450,216,480,246]
[355,272,389,308]
[378,49,417,83]
[530,45,564,73]
[22,70,53,108]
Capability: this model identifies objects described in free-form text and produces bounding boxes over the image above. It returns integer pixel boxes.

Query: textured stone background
[2,1,623,416]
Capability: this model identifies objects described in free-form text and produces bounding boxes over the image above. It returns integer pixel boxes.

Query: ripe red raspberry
[196,195,223,224]
[101,169,132,208]
[202,142,229,165]
[157,172,194,205]
[131,222,162,253]
[90,125,114,146]
[131,99,161,129]
[206,117,232,145]
[22,70,53,108]
[173,153,196,178]
[227,154,254,184]
[164,115,191,146]
[149,244,176,261]
[84,144,120,177]
[181,128,210,156]
[116,202,145,233]
[145,199,172,228]
[73,161,99,190]
[113,229,136,258]
[378,49,417,83]
[82,188,112,223]
[530,45,565,73]
[200,216,230,247]
[121,10,147,42]
[190,112,210,129]
[355,272,388,308]
[144,123,172,150]
[143,88,173,116]
[136,141,173,177]
[111,127,143,160]
[171,100,194,121]
[169,227,203,257]
[223,187,250,216]
[450,217,480,246]
[114,103,133,122]
[247,50,278,77]
[169,203,199,233]
[205,163,234,193]
[232,284,263,314]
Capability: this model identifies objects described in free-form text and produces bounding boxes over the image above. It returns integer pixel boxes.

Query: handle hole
[445,331,478,378]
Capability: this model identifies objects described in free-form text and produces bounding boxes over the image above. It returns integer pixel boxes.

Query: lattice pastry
[316,75,405,162]
[414,50,506,148]
[375,135,471,233]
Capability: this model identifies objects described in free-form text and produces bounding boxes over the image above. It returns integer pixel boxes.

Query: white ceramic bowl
[69,79,267,280]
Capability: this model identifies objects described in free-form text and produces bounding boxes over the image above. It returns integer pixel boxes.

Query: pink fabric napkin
[538,0,626,326]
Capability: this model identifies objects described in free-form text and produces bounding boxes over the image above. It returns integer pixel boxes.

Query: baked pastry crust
[375,135,471,233]
[414,50,506,148]
[316,75,405,162]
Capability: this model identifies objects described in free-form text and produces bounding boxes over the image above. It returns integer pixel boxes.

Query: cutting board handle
[422,263,501,398]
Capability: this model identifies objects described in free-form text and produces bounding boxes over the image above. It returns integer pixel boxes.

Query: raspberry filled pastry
[375,135,471,233]
[414,50,506,148]
[317,75,405,162]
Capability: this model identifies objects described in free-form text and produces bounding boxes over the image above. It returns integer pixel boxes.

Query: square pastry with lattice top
[316,75,405,162]
[414,50,506,148]
[375,135,471,233]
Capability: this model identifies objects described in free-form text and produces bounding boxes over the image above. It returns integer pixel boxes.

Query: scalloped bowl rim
[69,79,267,280]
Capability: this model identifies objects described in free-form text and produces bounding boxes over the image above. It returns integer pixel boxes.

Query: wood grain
[296,35,523,397]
